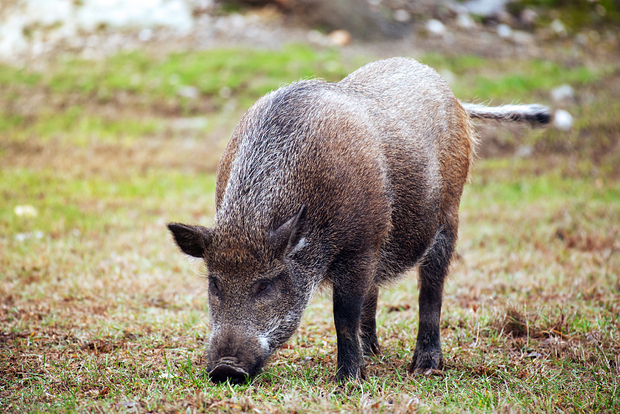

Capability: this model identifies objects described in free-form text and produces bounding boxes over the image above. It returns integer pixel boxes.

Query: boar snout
[209,357,249,384]
[207,330,269,384]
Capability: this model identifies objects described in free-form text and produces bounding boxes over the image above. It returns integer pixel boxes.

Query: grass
[1,42,619,412]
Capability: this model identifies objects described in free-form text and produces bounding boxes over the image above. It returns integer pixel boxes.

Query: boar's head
[167,206,312,384]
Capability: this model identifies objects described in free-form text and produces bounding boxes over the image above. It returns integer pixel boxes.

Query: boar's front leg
[410,225,456,375]
[331,254,376,382]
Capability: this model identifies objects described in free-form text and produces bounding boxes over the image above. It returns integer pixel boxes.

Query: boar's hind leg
[410,225,456,375]
[360,284,380,356]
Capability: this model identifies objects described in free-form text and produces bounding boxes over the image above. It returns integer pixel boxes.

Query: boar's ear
[167,223,213,258]
[268,204,307,256]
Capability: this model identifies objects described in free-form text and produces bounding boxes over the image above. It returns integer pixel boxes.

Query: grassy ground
[1,43,619,412]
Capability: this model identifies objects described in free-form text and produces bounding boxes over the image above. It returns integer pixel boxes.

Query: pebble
[138,28,152,42]
[496,24,512,39]
[426,19,446,36]
[553,109,573,130]
[520,8,538,25]
[393,9,411,23]
[14,205,38,217]
[515,145,533,158]
[464,0,509,18]
[550,84,575,103]
[550,19,567,36]
[177,86,199,99]
[456,13,476,29]
[328,30,352,47]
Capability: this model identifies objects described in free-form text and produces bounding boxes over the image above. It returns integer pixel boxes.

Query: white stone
[515,145,533,158]
[496,24,512,39]
[456,13,476,29]
[14,205,38,217]
[551,84,575,102]
[138,28,152,41]
[465,0,508,18]
[177,86,199,99]
[328,30,352,47]
[520,8,538,25]
[426,19,446,36]
[393,9,411,23]
[550,19,566,35]
[553,109,573,130]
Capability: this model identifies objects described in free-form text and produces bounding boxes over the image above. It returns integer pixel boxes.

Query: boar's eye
[254,280,272,297]
[209,277,222,296]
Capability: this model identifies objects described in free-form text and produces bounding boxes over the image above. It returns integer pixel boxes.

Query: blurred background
[1,0,619,178]
[1,1,619,411]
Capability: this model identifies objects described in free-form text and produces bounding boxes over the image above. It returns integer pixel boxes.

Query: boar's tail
[462,103,551,127]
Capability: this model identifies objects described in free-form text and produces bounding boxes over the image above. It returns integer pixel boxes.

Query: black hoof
[409,348,444,375]
[362,340,381,356]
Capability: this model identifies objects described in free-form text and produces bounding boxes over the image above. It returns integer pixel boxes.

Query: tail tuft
[462,103,551,127]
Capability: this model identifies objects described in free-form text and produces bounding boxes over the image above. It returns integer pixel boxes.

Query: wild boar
[167,57,550,383]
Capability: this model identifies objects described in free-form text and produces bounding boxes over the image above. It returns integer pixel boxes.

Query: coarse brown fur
[167,57,550,383]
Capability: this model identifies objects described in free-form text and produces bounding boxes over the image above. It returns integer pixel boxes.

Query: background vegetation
[1,15,619,414]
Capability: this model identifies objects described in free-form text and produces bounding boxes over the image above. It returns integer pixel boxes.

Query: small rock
[177,85,199,99]
[15,231,44,242]
[550,19,566,36]
[393,9,411,23]
[496,24,512,39]
[138,28,152,42]
[14,205,38,217]
[550,84,575,103]
[328,30,352,47]
[553,109,573,130]
[456,13,476,29]
[465,0,509,18]
[520,8,538,25]
[515,145,533,158]
[426,19,446,36]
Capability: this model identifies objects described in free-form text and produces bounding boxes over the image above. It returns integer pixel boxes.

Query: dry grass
[1,44,619,412]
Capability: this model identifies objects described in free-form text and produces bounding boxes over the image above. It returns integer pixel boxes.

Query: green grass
[508,0,620,33]
[2,44,348,103]
[1,43,620,412]
[419,54,601,101]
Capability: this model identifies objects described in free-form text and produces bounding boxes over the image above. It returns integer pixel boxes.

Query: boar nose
[209,357,249,384]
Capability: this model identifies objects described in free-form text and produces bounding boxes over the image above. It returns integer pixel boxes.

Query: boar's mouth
[208,358,251,384]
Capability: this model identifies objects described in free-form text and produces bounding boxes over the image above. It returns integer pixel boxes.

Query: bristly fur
[462,103,551,126]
